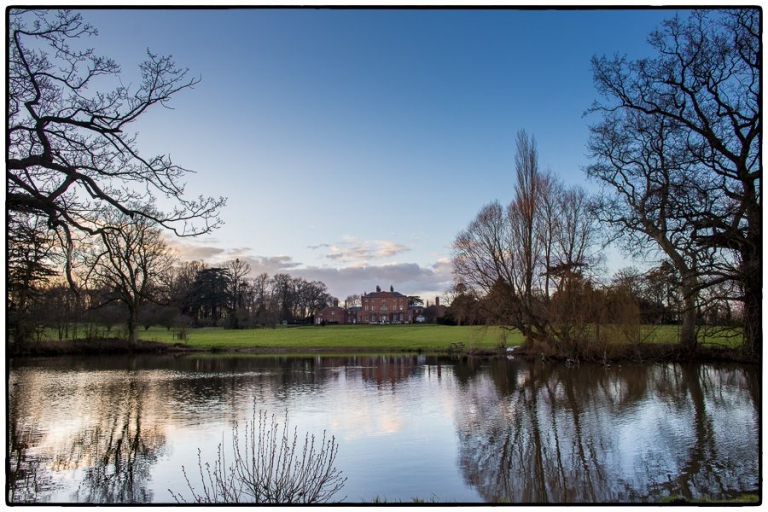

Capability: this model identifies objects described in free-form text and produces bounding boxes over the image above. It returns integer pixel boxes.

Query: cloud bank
[169,238,453,301]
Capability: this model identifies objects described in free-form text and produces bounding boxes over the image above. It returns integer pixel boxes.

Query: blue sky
[77,7,683,301]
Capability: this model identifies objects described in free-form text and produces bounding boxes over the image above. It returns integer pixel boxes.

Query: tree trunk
[128,307,139,346]
[679,303,697,352]
[11,288,31,352]
[741,219,762,363]
[743,277,761,363]
[679,275,699,352]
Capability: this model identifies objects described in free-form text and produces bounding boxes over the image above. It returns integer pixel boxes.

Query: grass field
[35,322,742,354]
[138,324,519,352]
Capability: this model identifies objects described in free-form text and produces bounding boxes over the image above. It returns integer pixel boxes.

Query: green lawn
[619,324,743,349]
[35,322,742,353]
[138,324,519,352]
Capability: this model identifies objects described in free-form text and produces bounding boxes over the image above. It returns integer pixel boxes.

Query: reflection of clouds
[326,374,405,441]
[330,400,404,441]
[327,362,461,442]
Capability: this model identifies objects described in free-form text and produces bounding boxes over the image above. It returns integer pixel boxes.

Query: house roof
[363,291,406,299]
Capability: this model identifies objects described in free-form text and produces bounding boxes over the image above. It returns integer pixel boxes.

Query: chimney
[333,298,339,308]
[435,296,440,306]
[390,285,394,292]
[376,285,381,293]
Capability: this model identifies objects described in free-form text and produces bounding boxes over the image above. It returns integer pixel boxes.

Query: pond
[7,354,760,504]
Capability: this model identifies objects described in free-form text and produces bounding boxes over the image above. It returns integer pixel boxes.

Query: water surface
[8,354,760,503]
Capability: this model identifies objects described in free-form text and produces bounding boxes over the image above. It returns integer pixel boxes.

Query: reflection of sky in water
[8,357,759,504]
[580,366,759,502]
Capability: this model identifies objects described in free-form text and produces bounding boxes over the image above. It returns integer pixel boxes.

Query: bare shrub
[169,408,346,504]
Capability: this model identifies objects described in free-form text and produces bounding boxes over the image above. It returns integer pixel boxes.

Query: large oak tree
[8,9,225,283]
[587,9,760,360]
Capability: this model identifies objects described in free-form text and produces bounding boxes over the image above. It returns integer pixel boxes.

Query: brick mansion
[315,285,446,325]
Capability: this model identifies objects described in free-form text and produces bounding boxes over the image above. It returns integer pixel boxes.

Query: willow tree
[587,9,760,360]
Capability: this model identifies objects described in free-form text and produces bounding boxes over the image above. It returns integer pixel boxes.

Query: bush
[169,406,346,504]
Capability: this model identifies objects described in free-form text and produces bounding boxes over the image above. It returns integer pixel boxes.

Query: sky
[70,6,691,302]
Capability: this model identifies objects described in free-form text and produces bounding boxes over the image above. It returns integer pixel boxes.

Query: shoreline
[7,337,753,365]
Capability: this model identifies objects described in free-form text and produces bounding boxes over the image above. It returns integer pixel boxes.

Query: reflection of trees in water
[63,378,166,503]
[8,398,57,503]
[455,360,759,503]
[456,362,613,502]
[10,355,758,504]
[637,364,760,502]
[164,356,347,416]
[7,373,166,504]
[356,355,422,388]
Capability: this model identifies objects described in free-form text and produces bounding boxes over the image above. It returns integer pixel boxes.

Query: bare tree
[535,171,563,299]
[226,258,252,328]
[554,187,599,275]
[587,111,704,349]
[295,280,332,321]
[453,131,601,349]
[170,408,346,504]
[81,208,176,345]
[271,273,295,323]
[453,201,545,339]
[252,272,276,326]
[453,201,511,300]
[8,9,225,284]
[511,130,543,305]
[588,9,760,360]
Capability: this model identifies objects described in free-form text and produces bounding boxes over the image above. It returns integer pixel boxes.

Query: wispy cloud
[322,238,411,264]
[224,256,297,276]
[165,238,227,261]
